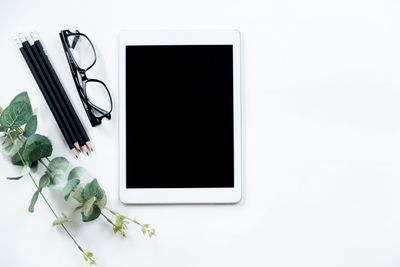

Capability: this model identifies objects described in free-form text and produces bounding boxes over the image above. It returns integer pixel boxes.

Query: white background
[1,0,400,266]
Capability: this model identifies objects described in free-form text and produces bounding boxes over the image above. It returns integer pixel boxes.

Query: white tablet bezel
[119,30,241,204]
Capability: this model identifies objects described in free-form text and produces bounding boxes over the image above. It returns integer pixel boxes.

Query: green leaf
[22,115,37,137]
[81,205,101,222]
[11,141,26,166]
[72,186,85,203]
[6,165,30,180]
[38,172,50,190]
[83,196,96,217]
[63,178,80,200]
[149,229,156,237]
[52,213,69,226]
[48,169,67,189]
[29,190,39,213]
[95,194,107,209]
[68,167,92,183]
[10,92,32,109]
[49,157,69,172]
[83,179,104,201]
[7,165,29,180]
[0,106,5,131]
[22,134,52,165]
[0,102,32,129]
[7,176,23,180]
[73,205,83,213]
[3,130,23,159]
[30,160,38,173]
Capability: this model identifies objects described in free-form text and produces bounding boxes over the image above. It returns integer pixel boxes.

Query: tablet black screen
[126,45,234,188]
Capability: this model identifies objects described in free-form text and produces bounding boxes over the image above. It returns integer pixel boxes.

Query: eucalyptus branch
[5,130,94,263]
[1,92,155,265]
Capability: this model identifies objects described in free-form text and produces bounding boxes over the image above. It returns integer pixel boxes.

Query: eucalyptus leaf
[68,166,92,183]
[0,105,5,130]
[52,213,69,226]
[22,115,37,137]
[6,165,30,180]
[0,102,32,129]
[30,160,38,173]
[73,205,83,213]
[10,92,32,109]
[7,176,23,180]
[95,194,107,209]
[63,178,80,200]
[83,179,104,201]
[48,169,67,189]
[83,196,96,217]
[3,131,23,159]
[1,139,20,159]
[11,142,26,166]
[29,190,39,213]
[72,186,85,203]
[22,134,52,165]
[49,157,69,172]
[81,205,101,222]
[0,106,5,131]
[39,172,50,190]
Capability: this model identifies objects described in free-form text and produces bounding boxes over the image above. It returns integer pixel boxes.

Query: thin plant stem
[101,212,117,227]
[39,158,53,173]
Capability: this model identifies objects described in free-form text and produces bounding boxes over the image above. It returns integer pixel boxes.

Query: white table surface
[1,0,400,266]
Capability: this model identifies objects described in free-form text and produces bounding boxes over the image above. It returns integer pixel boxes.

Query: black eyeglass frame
[60,29,113,127]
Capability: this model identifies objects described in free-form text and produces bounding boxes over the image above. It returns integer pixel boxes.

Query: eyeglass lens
[85,80,112,117]
[67,34,95,70]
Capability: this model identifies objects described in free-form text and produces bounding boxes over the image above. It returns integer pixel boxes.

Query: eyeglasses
[60,30,112,127]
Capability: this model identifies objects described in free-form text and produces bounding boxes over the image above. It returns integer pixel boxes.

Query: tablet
[119,30,241,203]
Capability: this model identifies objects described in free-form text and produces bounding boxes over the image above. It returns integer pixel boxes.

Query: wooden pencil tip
[86,141,93,151]
[81,145,89,153]
[74,142,80,150]
[71,148,79,158]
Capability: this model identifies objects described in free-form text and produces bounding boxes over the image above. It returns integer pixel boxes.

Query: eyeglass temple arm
[70,30,81,49]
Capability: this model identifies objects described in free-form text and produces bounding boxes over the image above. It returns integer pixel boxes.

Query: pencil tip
[86,152,90,156]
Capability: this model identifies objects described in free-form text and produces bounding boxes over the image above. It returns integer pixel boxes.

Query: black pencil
[27,35,86,153]
[23,36,80,151]
[15,36,79,157]
[31,32,93,153]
